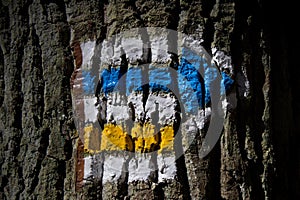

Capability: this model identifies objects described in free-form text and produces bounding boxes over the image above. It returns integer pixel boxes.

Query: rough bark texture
[0,0,299,199]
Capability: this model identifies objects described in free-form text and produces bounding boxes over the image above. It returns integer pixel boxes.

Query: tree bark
[0,0,299,199]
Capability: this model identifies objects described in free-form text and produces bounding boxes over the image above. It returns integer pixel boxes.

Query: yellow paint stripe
[159,125,174,153]
[84,124,101,154]
[131,123,159,153]
[100,124,133,151]
[84,123,174,153]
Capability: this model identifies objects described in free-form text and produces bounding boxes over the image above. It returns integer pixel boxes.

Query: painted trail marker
[71,27,234,185]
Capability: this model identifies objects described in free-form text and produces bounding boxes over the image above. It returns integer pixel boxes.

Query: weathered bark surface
[0,0,299,199]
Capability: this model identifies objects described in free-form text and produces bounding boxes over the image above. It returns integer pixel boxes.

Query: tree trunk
[0,0,299,199]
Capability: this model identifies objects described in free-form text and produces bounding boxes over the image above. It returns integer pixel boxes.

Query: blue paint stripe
[95,50,234,113]
[126,67,143,95]
[180,47,234,108]
[178,57,205,113]
[181,47,205,71]
[221,72,234,94]
[149,65,172,92]
[203,66,218,105]
[82,70,96,95]
[100,67,125,95]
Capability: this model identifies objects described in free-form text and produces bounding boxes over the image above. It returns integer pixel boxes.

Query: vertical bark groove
[0,0,298,199]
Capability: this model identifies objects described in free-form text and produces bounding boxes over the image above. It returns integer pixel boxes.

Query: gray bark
[0,0,299,199]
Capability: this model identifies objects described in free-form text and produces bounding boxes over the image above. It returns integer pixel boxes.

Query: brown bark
[0,0,299,199]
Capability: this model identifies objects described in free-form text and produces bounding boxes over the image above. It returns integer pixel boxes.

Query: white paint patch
[121,36,144,64]
[107,105,129,123]
[236,66,250,97]
[179,34,209,60]
[83,156,93,181]
[194,25,204,42]
[145,93,177,125]
[222,91,237,111]
[102,155,125,183]
[106,93,130,124]
[148,29,171,63]
[100,39,113,66]
[180,108,214,151]
[157,154,177,182]
[212,47,234,75]
[100,34,144,66]
[106,92,129,124]
[128,153,155,182]
[128,92,145,122]
[84,96,98,123]
[72,83,81,89]
[112,36,123,66]
[181,118,198,152]
[195,107,212,130]
[81,40,96,69]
